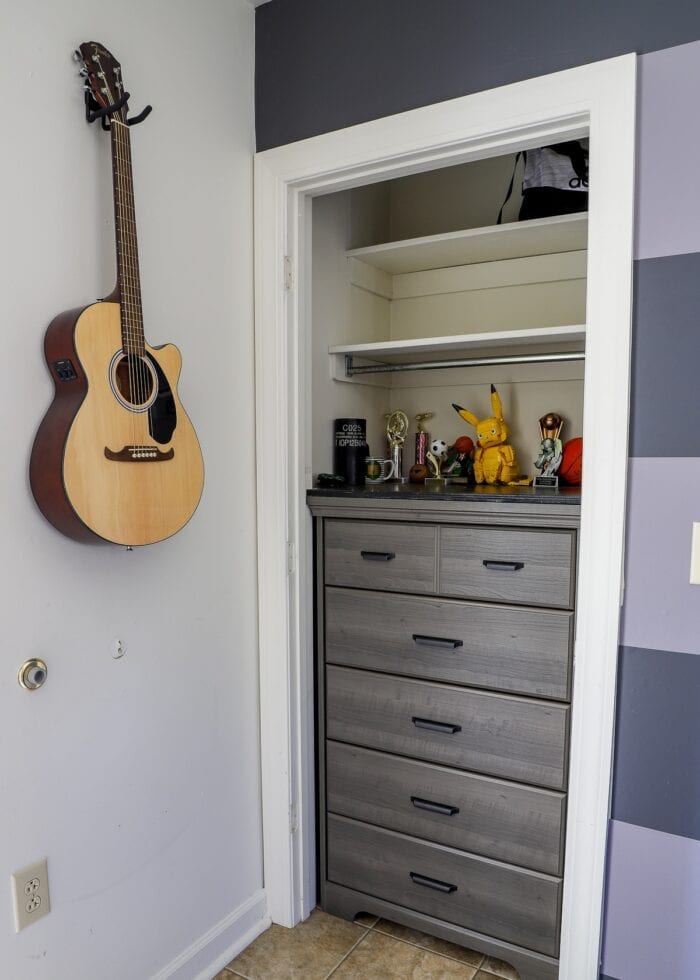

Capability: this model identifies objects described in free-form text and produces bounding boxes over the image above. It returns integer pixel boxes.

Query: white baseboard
[152,889,270,980]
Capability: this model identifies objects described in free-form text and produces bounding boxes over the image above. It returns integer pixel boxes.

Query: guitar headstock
[76,42,127,122]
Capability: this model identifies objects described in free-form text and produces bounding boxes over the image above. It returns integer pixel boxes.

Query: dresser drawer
[439,526,575,608]
[324,520,437,593]
[325,587,572,700]
[327,814,561,957]
[326,666,569,789]
[326,742,565,875]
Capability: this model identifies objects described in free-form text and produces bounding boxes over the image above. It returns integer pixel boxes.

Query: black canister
[333,418,367,486]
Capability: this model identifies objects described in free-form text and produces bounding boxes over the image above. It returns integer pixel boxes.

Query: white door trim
[254,53,636,978]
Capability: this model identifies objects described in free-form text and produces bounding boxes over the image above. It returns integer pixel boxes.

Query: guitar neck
[110,118,145,354]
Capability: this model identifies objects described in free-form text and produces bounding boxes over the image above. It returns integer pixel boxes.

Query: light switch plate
[690,523,700,585]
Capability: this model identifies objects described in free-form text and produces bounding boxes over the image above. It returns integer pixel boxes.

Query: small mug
[365,457,395,483]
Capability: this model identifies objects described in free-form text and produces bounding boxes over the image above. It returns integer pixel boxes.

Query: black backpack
[497,141,588,223]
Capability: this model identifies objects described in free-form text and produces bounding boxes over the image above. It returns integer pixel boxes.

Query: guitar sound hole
[113,354,156,409]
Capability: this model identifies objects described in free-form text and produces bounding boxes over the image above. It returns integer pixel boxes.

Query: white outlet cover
[11,858,50,932]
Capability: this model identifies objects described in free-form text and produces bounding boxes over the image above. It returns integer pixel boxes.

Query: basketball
[409,463,428,484]
[559,437,583,485]
[452,435,474,456]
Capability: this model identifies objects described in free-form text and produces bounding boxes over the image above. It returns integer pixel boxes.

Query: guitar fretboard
[110,118,144,354]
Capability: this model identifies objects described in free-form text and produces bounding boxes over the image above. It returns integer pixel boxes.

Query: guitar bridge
[104,445,174,462]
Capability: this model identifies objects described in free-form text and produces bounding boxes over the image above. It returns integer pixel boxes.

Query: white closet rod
[345,350,585,377]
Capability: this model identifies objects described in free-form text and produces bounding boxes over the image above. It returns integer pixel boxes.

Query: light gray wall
[388,157,522,240]
[312,189,391,475]
[1,2,263,977]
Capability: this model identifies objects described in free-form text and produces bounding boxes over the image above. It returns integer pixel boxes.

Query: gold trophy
[533,412,564,488]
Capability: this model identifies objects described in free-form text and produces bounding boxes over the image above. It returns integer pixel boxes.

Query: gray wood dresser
[308,487,580,980]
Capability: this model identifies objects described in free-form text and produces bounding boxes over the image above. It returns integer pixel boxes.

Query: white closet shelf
[330,325,586,382]
[346,213,588,275]
[330,325,586,361]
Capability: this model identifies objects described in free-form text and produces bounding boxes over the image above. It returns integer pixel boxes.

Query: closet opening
[308,149,587,980]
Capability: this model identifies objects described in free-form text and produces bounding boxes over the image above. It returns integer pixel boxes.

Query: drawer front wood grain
[327,814,562,957]
[325,587,572,700]
[326,666,569,789]
[324,520,437,593]
[439,526,575,608]
[326,742,565,875]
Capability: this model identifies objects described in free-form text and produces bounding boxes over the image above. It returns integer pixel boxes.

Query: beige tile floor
[215,909,520,979]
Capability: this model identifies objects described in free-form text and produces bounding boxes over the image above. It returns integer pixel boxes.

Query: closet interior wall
[311,155,587,477]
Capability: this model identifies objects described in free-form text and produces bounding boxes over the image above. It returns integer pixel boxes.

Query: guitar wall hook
[83,86,152,130]
[127,104,153,127]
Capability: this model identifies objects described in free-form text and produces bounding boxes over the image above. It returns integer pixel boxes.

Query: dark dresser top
[307,483,581,506]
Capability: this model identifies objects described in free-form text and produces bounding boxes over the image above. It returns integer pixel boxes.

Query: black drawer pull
[360,550,396,562]
[412,634,463,650]
[412,716,462,735]
[409,871,458,894]
[411,796,460,817]
[482,560,525,572]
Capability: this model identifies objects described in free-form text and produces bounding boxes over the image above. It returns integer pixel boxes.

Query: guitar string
[114,119,140,446]
[117,116,152,452]
[116,115,146,452]
[118,119,142,424]
[102,65,138,456]
[98,57,157,459]
[105,80,136,454]
[113,113,139,454]
[121,118,151,448]
[117,118,142,440]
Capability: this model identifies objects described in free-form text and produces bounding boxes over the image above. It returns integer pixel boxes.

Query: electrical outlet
[11,858,50,932]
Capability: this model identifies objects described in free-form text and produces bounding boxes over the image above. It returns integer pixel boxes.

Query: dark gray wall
[612,646,700,841]
[255,0,700,150]
[630,252,700,456]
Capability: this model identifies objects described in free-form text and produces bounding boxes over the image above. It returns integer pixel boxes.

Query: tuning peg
[78,67,89,77]
[72,48,82,62]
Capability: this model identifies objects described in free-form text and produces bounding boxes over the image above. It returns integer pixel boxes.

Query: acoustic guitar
[30,42,204,546]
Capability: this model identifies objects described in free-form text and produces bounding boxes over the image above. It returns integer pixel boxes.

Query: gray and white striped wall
[255,7,700,977]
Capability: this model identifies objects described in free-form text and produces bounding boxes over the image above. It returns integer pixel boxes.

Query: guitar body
[30,301,204,546]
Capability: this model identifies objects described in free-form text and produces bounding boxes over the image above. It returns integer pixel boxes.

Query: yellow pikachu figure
[452,385,525,485]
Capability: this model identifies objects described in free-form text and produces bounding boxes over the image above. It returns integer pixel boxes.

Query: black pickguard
[145,352,177,443]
